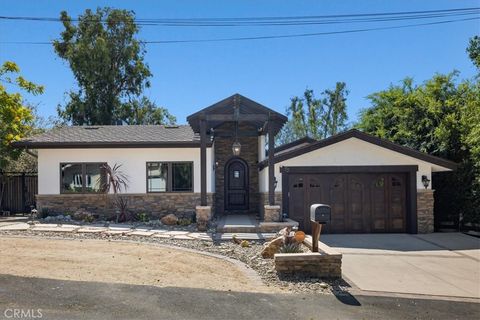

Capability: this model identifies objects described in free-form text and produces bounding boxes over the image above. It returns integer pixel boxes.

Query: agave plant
[98,163,129,223]
[279,243,303,254]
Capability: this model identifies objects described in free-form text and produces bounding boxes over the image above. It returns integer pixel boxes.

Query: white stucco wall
[259,137,451,192]
[38,148,213,195]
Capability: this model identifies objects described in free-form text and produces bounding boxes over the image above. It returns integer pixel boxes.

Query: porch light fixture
[232,141,241,156]
[232,111,241,156]
[421,175,430,189]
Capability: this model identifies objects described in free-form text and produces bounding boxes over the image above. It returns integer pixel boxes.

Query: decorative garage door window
[60,163,106,193]
[147,162,193,193]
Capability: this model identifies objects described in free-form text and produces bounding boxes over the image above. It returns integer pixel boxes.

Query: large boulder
[261,236,284,259]
[161,214,178,225]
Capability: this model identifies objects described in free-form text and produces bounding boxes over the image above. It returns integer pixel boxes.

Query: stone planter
[274,236,342,279]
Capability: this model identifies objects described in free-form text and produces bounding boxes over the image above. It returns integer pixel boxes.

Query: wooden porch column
[268,120,275,205]
[200,117,207,206]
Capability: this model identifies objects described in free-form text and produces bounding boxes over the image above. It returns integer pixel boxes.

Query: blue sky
[0,0,478,125]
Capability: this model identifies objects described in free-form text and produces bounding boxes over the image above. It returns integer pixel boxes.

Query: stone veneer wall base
[36,193,214,220]
[417,189,435,233]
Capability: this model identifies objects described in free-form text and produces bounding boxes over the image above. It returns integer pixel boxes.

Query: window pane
[147,162,168,192]
[172,163,193,192]
[85,164,105,193]
[61,164,83,193]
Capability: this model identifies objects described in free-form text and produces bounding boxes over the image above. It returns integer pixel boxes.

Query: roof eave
[12,141,212,149]
[258,129,458,171]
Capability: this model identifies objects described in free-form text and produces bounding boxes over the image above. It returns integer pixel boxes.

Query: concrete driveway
[322,233,480,299]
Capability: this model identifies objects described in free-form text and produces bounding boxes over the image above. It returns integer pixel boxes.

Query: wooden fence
[0,172,38,214]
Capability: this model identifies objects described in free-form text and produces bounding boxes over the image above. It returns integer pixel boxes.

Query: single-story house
[14,94,456,234]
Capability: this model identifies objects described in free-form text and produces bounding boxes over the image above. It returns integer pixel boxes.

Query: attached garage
[282,167,416,234]
[258,129,457,234]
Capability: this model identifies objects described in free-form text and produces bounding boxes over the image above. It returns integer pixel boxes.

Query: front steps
[216,214,299,233]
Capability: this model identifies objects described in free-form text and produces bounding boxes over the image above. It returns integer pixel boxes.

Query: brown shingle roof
[13,125,209,148]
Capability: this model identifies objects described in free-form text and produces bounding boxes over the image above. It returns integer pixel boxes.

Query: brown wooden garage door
[287,173,407,234]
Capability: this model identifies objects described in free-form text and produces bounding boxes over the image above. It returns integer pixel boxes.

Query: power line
[0,7,478,27]
[144,17,480,43]
[1,16,477,45]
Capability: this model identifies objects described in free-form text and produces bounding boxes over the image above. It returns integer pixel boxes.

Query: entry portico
[187,94,287,222]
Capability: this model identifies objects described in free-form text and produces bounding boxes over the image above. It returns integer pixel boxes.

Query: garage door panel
[388,174,406,232]
[348,175,367,233]
[371,175,388,232]
[288,175,306,229]
[329,175,348,233]
[287,171,408,234]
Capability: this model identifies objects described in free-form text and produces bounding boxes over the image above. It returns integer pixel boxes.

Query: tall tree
[466,35,480,70]
[277,83,349,145]
[117,96,176,125]
[322,82,348,138]
[356,70,480,228]
[54,7,174,125]
[0,61,43,169]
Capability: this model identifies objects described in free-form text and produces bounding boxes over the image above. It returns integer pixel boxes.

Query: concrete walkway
[322,233,480,299]
[0,218,276,241]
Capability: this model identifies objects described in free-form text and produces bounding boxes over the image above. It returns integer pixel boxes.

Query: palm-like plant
[98,163,129,223]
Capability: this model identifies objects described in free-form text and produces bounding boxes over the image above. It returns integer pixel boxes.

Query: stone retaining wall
[274,236,342,278]
[274,252,342,278]
[36,193,215,220]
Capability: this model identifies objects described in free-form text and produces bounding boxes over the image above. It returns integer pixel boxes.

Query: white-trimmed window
[146,162,193,192]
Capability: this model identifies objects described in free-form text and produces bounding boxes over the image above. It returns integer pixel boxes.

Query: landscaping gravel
[0,230,350,295]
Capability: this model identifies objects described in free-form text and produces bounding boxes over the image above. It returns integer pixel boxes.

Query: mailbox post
[310,204,331,252]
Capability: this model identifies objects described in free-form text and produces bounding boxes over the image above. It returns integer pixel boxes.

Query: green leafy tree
[54,7,174,125]
[467,35,480,70]
[356,71,480,228]
[117,96,176,125]
[277,83,349,145]
[0,61,43,169]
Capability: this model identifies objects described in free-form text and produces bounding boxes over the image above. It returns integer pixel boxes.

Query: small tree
[99,163,129,223]
[0,61,43,169]
[277,83,349,145]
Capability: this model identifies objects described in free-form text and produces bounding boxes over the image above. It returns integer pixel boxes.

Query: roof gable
[187,93,287,135]
[259,129,457,170]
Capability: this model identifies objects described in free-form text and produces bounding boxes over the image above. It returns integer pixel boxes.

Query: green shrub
[177,218,192,226]
[135,212,150,223]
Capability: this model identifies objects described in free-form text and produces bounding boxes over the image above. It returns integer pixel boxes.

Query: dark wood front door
[225,158,249,211]
[288,173,407,233]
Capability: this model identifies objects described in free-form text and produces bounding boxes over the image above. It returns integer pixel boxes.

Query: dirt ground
[0,236,274,293]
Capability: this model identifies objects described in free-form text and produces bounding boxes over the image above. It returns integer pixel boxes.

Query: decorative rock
[261,236,284,259]
[161,214,178,226]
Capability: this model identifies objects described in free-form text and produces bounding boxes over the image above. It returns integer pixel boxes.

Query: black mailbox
[310,204,331,224]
